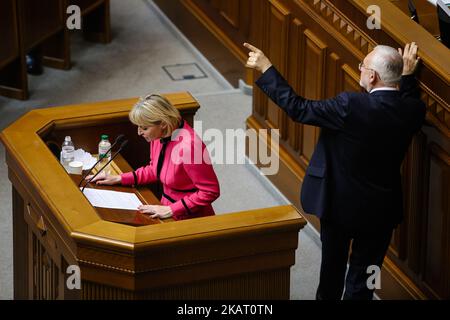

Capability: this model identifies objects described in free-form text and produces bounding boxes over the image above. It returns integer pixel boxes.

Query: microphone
[78,134,126,187]
[81,140,129,193]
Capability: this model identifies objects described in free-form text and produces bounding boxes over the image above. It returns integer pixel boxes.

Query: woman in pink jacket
[86,94,220,220]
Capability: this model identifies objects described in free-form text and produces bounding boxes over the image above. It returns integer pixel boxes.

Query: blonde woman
[86,94,220,220]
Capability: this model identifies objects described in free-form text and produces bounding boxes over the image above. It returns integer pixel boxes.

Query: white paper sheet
[82,188,143,211]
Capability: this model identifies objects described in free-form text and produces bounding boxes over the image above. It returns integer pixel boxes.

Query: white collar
[370,87,398,93]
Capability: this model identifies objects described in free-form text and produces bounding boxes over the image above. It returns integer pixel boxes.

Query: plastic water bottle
[60,136,75,172]
[98,134,112,161]
[98,134,112,174]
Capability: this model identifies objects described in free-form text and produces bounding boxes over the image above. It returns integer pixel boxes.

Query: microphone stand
[81,140,128,193]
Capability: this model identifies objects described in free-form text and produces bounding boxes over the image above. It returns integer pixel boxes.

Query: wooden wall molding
[420,142,450,298]
[181,0,248,64]
[300,0,375,55]
[380,256,428,300]
[421,89,450,138]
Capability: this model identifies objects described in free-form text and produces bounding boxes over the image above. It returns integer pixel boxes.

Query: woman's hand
[85,171,121,185]
[398,42,421,76]
[243,43,273,73]
[138,205,173,219]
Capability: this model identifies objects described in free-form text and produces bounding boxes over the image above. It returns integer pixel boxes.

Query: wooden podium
[0,92,306,300]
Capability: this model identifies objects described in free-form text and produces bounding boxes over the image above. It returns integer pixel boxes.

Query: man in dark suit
[244,42,426,300]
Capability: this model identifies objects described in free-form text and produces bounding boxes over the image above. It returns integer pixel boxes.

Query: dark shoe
[26,54,43,75]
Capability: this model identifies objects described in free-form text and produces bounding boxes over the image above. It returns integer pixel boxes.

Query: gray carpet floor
[0,0,321,300]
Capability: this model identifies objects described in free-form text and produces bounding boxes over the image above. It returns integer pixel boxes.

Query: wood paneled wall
[172,0,450,299]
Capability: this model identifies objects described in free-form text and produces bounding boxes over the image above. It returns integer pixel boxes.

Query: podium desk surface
[71,153,170,227]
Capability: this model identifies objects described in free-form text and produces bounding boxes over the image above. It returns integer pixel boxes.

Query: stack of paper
[73,149,98,170]
[82,188,143,211]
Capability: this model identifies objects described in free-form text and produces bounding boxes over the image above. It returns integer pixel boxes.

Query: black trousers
[316,219,394,300]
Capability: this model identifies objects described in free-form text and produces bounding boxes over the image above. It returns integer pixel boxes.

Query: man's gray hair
[370,45,403,86]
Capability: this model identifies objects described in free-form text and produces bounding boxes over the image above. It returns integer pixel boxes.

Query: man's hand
[85,171,121,185]
[138,205,173,219]
[398,42,421,76]
[243,43,273,73]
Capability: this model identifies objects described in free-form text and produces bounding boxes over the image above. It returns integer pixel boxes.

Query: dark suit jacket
[256,66,426,230]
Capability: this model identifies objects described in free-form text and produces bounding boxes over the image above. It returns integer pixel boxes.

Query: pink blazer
[121,120,220,220]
